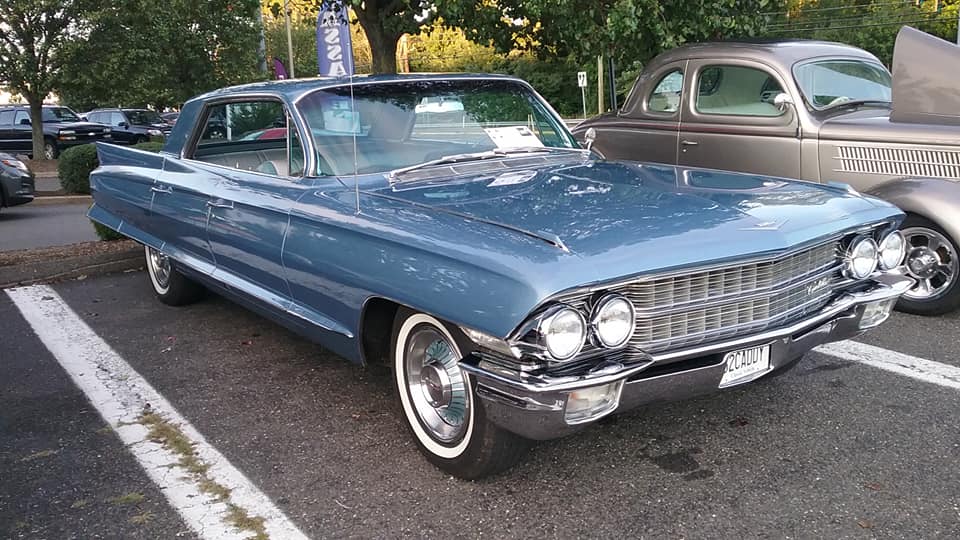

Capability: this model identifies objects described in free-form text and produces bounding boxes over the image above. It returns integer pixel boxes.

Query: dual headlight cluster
[844,230,906,280]
[537,294,635,361]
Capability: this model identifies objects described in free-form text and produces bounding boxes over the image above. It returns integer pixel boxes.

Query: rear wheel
[897,215,960,316]
[144,246,204,306]
[390,309,528,479]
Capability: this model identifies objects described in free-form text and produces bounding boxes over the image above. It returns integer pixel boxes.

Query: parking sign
[577,71,587,88]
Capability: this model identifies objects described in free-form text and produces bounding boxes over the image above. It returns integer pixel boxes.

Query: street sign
[577,71,587,88]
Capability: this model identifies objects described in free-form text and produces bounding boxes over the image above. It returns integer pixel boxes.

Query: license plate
[719,344,771,387]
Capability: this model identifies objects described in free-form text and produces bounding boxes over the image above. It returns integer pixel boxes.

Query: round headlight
[591,294,635,348]
[878,231,906,270]
[539,306,586,361]
[845,237,879,279]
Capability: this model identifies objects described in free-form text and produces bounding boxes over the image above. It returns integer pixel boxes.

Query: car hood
[366,159,901,292]
[819,109,960,146]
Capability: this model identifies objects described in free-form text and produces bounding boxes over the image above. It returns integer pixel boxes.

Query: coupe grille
[835,145,960,179]
[616,240,843,353]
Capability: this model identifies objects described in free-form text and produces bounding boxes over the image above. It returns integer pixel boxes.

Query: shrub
[58,141,163,195]
[91,220,126,241]
[58,144,99,194]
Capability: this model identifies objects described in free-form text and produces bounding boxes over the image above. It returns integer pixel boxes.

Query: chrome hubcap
[902,227,957,300]
[148,248,172,289]
[404,327,468,443]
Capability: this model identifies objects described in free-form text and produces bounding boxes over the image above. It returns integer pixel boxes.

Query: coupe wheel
[391,309,528,479]
[897,215,960,316]
[144,246,204,306]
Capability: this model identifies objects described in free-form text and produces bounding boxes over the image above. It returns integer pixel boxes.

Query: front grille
[618,240,844,353]
[835,145,960,179]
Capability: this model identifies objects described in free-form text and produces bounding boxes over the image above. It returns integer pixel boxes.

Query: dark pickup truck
[0,105,112,159]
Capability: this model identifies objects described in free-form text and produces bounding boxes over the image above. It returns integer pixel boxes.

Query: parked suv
[86,108,172,145]
[0,105,111,159]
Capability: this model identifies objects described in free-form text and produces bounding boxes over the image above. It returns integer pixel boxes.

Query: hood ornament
[741,219,787,231]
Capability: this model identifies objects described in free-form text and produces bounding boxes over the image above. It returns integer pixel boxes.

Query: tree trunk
[361,21,399,74]
[28,98,47,160]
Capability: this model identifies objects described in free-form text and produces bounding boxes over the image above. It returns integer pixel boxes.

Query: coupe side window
[695,65,785,117]
[192,100,304,178]
[648,70,683,113]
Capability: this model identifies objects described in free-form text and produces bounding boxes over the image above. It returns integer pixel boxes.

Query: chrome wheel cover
[147,247,172,290]
[403,326,469,444]
[44,143,55,160]
[902,226,957,301]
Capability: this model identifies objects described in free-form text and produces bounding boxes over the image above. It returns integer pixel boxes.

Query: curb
[30,195,92,205]
[0,246,142,289]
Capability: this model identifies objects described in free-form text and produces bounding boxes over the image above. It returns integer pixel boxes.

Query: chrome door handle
[680,140,699,146]
[150,185,173,194]
[206,200,234,209]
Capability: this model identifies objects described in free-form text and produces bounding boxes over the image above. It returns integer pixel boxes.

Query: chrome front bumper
[461,275,913,441]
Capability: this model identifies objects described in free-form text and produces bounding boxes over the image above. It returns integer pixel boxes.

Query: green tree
[57,0,263,111]
[265,0,436,74]
[0,0,84,159]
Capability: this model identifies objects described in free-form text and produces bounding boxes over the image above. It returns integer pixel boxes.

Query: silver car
[0,152,34,212]
[575,27,960,315]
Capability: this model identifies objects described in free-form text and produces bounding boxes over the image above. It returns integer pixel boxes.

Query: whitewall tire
[144,246,204,306]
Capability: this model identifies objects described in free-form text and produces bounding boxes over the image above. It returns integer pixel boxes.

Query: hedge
[57,141,163,240]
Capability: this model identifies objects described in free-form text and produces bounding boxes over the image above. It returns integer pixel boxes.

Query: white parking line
[6,285,308,540]
[816,340,960,391]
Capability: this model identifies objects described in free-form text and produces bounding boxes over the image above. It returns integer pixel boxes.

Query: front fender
[867,177,960,242]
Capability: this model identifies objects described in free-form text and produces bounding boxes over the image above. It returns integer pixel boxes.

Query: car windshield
[42,107,80,122]
[295,79,579,176]
[793,59,892,110]
[125,110,164,125]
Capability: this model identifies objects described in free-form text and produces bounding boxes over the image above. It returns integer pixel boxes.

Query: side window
[110,112,126,126]
[0,111,14,125]
[695,65,785,117]
[14,110,30,125]
[648,70,683,113]
[192,100,304,178]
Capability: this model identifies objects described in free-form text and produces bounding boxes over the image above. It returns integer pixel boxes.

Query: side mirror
[19,118,30,126]
[773,92,794,113]
[118,121,128,128]
[584,127,597,152]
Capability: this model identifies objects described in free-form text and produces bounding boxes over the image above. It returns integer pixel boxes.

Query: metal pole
[284,0,296,78]
[581,86,587,121]
[607,57,618,112]
[597,55,604,114]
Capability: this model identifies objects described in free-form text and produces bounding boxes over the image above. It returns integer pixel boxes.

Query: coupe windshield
[42,107,80,122]
[793,59,892,110]
[296,79,579,176]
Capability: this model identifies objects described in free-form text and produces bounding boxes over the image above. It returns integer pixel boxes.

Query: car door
[678,60,801,179]
[0,110,15,152]
[12,110,33,153]
[590,61,686,164]
[110,111,133,144]
[191,99,305,309]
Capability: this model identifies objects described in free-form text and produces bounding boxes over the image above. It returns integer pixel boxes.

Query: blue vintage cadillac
[89,74,911,478]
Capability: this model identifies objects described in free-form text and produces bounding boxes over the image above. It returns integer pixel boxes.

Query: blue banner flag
[317,2,355,77]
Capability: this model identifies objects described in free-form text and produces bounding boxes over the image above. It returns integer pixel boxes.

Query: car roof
[191,73,526,103]
[652,39,881,68]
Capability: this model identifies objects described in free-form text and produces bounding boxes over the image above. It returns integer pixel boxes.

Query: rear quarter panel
[88,143,165,239]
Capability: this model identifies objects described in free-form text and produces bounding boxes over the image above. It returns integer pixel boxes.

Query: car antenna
[350,71,360,214]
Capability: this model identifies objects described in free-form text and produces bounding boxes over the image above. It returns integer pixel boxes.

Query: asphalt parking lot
[2,270,959,539]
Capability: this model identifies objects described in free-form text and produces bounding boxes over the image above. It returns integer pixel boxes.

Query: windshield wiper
[388,146,588,182]
[822,99,891,112]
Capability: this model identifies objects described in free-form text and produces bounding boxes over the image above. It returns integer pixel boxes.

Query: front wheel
[43,140,58,160]
[391,309,528,479]
[897,215,960,316]
[144,246,205,306]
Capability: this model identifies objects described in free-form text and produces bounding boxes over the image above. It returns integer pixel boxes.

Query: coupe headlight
[538,305,586,361]
[878,231,906,270]
[845,237,879,279]
[591,294,635,348]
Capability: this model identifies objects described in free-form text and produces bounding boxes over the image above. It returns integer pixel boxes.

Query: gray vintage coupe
[575,26,960,315]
